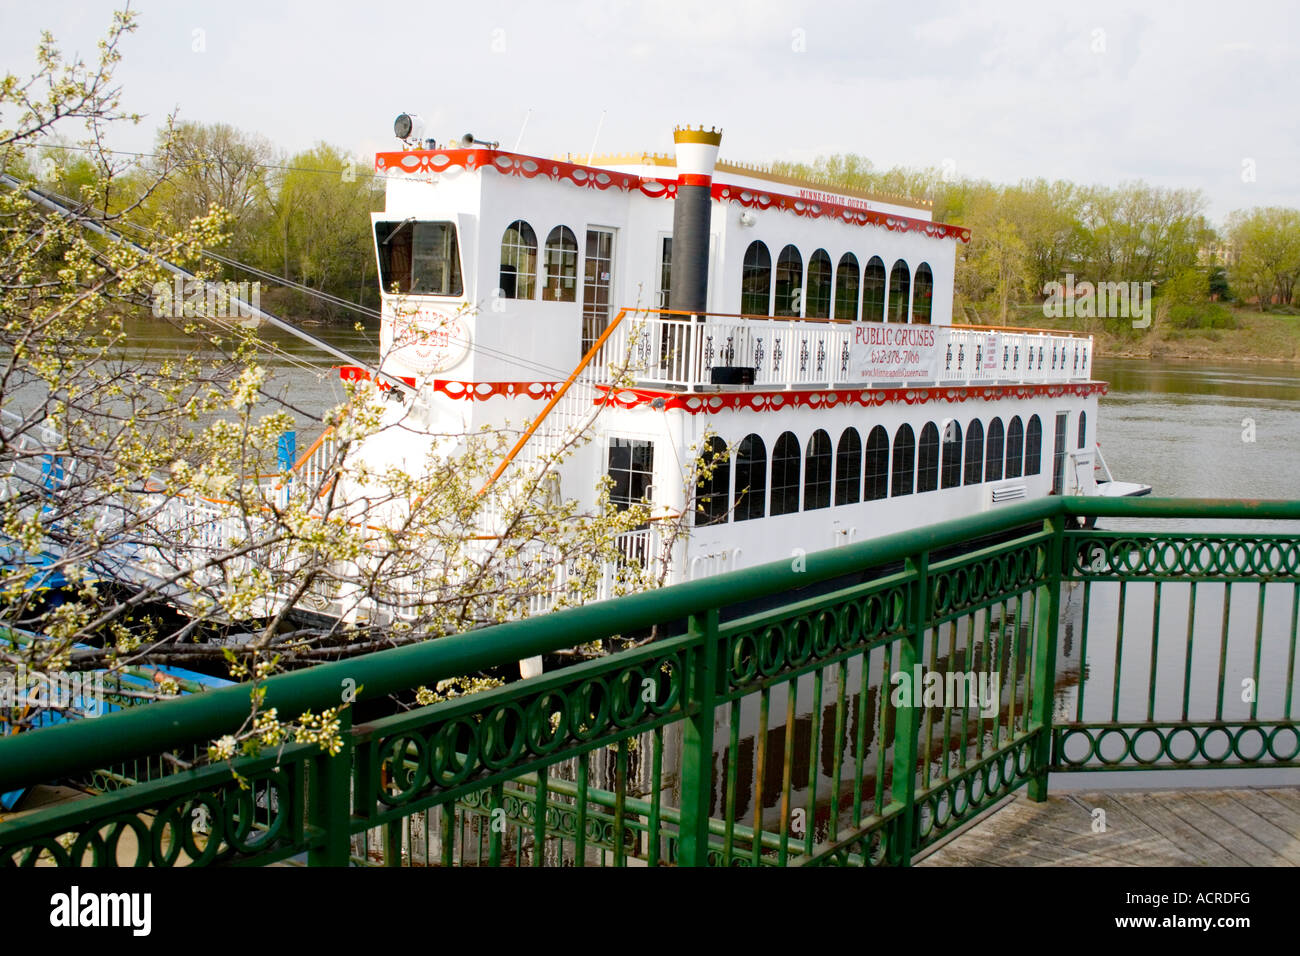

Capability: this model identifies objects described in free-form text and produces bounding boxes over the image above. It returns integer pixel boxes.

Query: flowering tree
[0,8,696,762]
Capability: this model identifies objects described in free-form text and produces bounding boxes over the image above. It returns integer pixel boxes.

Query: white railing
[287,430,338,495]
[596,315,1093,391]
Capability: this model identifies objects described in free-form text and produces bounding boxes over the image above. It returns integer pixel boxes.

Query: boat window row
[741,243,933,324]
[497,219,585,302]
[695,414,1056,524]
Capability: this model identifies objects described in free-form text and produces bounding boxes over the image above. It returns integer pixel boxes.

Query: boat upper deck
[592,309,1094,393]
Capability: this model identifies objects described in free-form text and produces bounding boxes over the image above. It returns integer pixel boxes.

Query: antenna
[513,108,532,152]
[585,110,607,167]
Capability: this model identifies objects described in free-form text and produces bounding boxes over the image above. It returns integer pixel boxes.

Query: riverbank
[968,306,1300,364]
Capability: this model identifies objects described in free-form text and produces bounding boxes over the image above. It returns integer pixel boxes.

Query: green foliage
[1225,207,1300,310]
[785,156,1237,326]
[1208,266,1231,301]
[252,143,382,320]
[1160,267,1210,307]
[0,9,687,758]
[1165,302,1237,331]
[112,123,383,323]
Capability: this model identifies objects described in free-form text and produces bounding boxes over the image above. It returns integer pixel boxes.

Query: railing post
[679,607,721,867]
[308,706,354,866]
[891,551,927,866]
[1028,513,1065,802]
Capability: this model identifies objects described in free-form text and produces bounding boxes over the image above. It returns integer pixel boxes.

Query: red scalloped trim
[374,149,672,199]
[592,382,1107,414]
[714,185,971,244]
[373,148,968,242]
[336,367,562,400]
[337,366,415,390]
[339,365,1103,410]
[432,380,562,401]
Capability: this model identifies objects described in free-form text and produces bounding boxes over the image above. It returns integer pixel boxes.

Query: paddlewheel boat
[315,119,1147,614]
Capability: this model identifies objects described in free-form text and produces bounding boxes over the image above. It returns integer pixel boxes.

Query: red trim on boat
[372,148,970,243]
[592,382,1108,414]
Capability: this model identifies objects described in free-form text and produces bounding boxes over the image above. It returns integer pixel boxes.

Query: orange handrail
[477,306,635,496]
[289,426,336,473]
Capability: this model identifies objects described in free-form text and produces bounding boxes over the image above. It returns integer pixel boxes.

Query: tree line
[774,155,1300,328]
[12,122,1300,329]
[13,122,381,323]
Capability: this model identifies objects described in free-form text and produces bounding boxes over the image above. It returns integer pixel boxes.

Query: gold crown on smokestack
[673,125,724,146]
[672,125,723,182]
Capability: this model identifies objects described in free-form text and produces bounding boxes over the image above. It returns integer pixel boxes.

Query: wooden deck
[918,787,1300,866]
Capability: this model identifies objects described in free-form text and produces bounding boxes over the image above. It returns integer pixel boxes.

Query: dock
[918,787,1300,867]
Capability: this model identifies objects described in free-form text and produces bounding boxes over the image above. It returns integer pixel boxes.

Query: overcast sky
[3,0,1296,222]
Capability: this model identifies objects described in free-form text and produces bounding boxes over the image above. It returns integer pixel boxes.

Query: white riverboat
[317,119,1146,611]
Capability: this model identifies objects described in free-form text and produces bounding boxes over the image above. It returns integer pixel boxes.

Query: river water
[1092,357,1300,522]
[1063,358,1300,791]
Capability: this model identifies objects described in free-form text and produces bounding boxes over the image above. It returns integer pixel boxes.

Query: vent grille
[992,484,1028,503]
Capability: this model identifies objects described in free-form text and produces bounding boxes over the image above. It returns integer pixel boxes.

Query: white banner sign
[981,333,1001,374]
[848,325,940,382]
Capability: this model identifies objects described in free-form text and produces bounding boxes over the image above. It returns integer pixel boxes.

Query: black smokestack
[668,126,722,315]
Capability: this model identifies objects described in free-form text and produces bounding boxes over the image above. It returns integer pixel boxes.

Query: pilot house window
[375,220,463,296]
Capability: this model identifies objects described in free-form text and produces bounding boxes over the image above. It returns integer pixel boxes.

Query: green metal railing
[1,497,1296,866]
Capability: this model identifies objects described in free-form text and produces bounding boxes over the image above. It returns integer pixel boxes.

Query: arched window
[917,423,940,493]
[806,249,832,319]
[771,432,801,516]
[862,256,886,322]
[913,263,934,324]
[1078,410,1087,449]
[964,420,985,485]
[734,434,767,522]
[499,220,537,299]
[941,419,963,489]
[835,428,862,505]
[1025,415,1043,476]
[887,260,911,323]
[864,425,890,500]
[891,424,915,496]
[804,429,832,510]
[741,241,771,315]
[1006,416,1024,479]
[834,253,860,321]
[986,418,1005,482]
[774,245,803,317]
[542,226,578,302]
[695,436,730,525]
